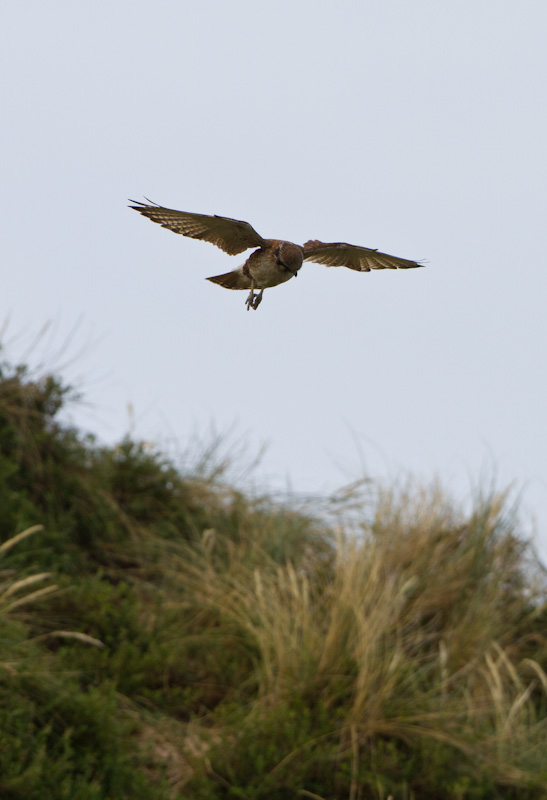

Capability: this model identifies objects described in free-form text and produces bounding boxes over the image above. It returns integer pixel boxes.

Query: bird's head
[274,242,303,277]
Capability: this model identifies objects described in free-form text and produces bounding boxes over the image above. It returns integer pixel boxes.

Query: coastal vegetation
[1,358,546,799]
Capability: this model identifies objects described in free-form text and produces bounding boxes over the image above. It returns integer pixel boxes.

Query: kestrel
[130,199,423,310]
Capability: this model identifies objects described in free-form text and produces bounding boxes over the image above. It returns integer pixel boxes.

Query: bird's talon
[252,290,263,310]
[245,289,263,310]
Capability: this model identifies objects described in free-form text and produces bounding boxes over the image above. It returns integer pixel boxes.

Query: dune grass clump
[175,487,547,798]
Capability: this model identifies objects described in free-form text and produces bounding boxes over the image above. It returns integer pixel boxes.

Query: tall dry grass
[174,484,547,791]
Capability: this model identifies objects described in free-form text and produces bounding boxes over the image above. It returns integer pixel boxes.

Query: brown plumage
[302,240,419,271]
[130,200,423,310]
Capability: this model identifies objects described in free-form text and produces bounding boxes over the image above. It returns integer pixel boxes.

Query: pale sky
[3,1,547,558]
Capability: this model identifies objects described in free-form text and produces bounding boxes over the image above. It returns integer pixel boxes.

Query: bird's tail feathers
[206,268,252,290]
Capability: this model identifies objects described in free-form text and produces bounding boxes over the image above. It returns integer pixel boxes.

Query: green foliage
[0,672,164,799]
[1,357,547,799]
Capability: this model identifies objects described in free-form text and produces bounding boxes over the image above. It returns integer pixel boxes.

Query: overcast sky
[2,1,547,558]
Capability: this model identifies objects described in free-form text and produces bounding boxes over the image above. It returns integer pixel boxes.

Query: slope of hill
[1,358,546,799]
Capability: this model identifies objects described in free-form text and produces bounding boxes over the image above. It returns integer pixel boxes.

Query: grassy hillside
[1,358,546,799]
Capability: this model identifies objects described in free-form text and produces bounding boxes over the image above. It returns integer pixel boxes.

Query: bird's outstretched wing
[302,240,422,272]
[129,200,267,256]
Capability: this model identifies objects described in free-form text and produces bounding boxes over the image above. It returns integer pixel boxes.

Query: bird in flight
[130,199,423,310]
